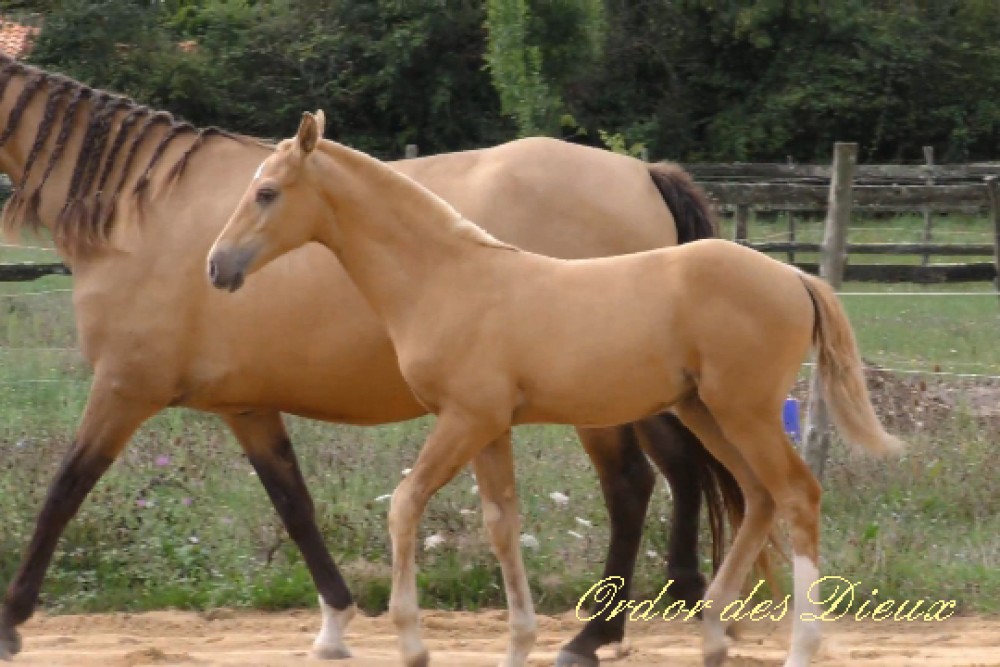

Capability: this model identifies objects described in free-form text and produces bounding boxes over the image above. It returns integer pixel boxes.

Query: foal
[208,111,903,667]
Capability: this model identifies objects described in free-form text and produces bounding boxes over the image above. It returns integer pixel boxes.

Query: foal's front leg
[472,432,537,667]
[388,409,505,667]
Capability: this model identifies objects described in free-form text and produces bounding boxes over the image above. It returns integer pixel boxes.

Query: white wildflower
[520,534,540,550]
[575,517,592,528]
[567,530,584,540]
[470,484,479,495]
[401,468,412,477]
[459,508,476,516]
[549,491,569,507]
[423,533,446,551]
[374,494,393,503]
[646,550,659,559]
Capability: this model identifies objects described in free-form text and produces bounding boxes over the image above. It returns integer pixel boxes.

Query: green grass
[1,213,998,619]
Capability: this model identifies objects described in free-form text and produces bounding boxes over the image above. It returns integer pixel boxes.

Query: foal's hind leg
[671,397,778,667]
[557,425,655,667]
[388,409,506,667]
[223,411,355,660]
[679,395,824,667]
[472,432,537,667]
[1,379,159,660]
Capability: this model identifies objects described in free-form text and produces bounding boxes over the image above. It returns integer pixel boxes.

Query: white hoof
[312,596,356,660]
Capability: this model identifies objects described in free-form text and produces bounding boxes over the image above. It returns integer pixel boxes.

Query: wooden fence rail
[0,262,69,281]
[702,182,991,212]
[689,146,1000,285]
[1,151,999,285]
[686,162,1000,182]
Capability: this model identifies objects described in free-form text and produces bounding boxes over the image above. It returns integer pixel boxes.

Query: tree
[484,0,604,137]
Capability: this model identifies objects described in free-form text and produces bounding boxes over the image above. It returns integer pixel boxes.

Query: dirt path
[13,609,1000,666]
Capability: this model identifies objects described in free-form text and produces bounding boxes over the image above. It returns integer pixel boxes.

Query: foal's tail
[799,273,905,456]
[647,162,719,243]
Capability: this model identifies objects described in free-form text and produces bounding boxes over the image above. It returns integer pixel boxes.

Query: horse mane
[316,140,518,253]
[0,54,269,253]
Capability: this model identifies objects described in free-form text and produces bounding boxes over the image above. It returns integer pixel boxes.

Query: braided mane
[0,54,269,253]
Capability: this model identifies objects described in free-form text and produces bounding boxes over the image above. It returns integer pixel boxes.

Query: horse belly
[514,346,688,428]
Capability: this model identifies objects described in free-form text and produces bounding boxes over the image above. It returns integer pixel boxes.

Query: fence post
[802,142,857,480]
[921,146,934,266]
[404,144,419,159]
[987,176,1000,302]
[787,212,796,264]
[734,204,750,243]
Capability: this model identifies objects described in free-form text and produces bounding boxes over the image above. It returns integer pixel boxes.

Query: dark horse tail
[647,162,718,244]
[646,161,782,593]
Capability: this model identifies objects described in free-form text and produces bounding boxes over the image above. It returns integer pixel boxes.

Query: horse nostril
[208,260,219,281]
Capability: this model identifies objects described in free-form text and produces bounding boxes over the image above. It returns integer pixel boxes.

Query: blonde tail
[800,273,905,456]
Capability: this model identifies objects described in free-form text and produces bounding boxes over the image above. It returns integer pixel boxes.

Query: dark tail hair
[647,162,718,243]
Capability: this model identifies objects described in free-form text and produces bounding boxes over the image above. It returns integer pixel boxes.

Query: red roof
[0,20,40,58]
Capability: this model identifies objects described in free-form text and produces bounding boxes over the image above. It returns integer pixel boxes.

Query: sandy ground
[11,608,1000,666]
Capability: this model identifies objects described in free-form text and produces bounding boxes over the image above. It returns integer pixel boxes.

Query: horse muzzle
[207,245,255,293]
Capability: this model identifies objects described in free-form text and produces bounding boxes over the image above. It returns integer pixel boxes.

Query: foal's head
[208,110,328,292]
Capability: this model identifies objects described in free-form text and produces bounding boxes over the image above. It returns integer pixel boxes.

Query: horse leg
[222,411,355,660]
[388,409,504,667]
[471,432,537,667]
[0,379,159,660]
[555,424,654,667]
[671,396,777,667]
[688,394,824,667]
[634,414,712,606]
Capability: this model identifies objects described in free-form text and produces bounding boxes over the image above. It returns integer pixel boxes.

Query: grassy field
[1,213,998,620]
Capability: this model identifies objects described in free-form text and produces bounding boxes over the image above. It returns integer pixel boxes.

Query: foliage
[484,0,604,137]
[26,0,512,157]
[10,0,1000,161]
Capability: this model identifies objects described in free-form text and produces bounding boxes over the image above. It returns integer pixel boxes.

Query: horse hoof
[0,624,21,661]
[607,639,631,659]
[554,648,599,667]
[704,646,727,667]
[405,649,430,667]
[312,643,352,660]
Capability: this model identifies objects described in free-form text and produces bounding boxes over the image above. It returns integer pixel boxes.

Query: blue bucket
[782,397,801,443]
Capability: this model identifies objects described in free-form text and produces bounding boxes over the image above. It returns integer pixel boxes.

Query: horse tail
[800,273,905,456]
[647,162,718,243]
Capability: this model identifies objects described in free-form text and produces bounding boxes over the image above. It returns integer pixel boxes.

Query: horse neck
[311,142,513,326]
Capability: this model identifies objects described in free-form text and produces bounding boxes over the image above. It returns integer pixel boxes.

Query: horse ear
[314,109,326,139]
[296,112,320,155]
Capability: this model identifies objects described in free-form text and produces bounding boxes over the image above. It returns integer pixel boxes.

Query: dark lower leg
[228,414,353,612]
[2,385,153,656]
[558,425,655,664]
[1,445,114,635]
[635,414,708,606]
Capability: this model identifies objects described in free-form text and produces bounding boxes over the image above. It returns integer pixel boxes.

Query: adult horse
[0,56,744,664]
[208,111,902,667]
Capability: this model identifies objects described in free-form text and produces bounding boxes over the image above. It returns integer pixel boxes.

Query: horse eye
[256,187,278,205]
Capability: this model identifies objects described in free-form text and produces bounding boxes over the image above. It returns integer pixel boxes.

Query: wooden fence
[2,148,1000,286]
[689,148,1000,285]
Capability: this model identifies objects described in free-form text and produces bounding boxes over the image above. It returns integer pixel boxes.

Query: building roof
[0,20,40,58]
